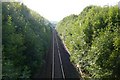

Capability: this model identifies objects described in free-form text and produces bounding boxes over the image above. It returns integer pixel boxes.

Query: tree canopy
[57,5,120,79]
[2,2,52,79]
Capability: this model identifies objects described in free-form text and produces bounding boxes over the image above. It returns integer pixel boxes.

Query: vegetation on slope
[2,2,52,78]
[57,5,120,79]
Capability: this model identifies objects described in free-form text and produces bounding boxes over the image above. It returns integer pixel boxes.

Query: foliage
[57,5,120,79]
[2,2,52,79]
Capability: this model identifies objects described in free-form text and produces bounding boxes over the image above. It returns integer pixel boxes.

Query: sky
[17,0,119,22]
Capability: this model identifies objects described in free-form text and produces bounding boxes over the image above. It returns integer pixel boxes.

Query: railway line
[42,28,81,79]
[52,29,65,79]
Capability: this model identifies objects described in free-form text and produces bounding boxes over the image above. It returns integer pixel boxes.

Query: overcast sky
[17,0,119,22]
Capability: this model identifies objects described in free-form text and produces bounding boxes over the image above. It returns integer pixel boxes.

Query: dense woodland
[57,5,120,79]
[2,2,120,79]
[2,2,52,78]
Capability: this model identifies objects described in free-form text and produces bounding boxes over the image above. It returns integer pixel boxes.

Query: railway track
[52,29,65,79]
[32,28,81,79]
[44,28,81,79]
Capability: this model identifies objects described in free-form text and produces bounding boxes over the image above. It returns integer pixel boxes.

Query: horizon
[17,0,119,22]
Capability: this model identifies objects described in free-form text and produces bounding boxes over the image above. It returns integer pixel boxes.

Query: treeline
[2,2,52,78]
[57,5,120,79]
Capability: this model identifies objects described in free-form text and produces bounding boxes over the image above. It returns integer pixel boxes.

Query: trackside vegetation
[2,2,52,79]
[57,5,120,79]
